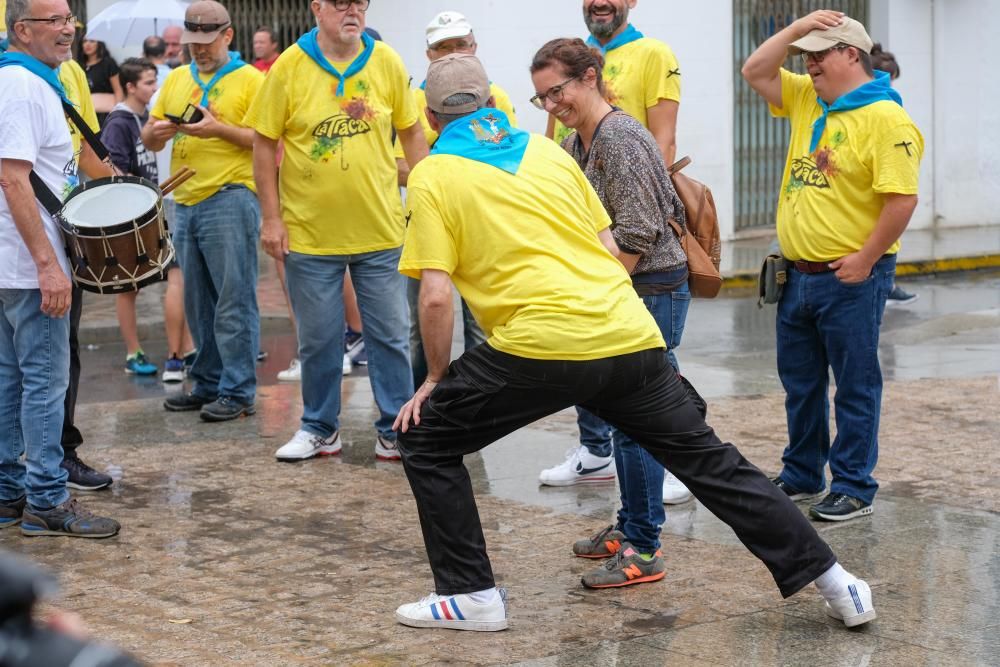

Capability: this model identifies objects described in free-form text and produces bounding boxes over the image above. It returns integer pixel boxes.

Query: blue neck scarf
[586,23,644,54]
[0,50,70,104]
[189,51,246,107]
[296,28,374,97]
[810,70,902,152]
[432,108,529,175]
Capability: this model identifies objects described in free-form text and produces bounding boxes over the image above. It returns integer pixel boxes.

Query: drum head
[63,182,159,228]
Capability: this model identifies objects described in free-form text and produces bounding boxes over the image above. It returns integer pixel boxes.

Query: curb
[720,253,1000,291]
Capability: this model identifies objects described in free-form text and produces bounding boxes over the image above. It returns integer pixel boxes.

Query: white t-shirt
[0,66,73,288]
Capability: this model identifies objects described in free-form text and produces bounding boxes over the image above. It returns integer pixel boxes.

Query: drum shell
[58,176,174,294]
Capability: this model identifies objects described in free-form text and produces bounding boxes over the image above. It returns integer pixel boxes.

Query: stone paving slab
[2,376,998,665]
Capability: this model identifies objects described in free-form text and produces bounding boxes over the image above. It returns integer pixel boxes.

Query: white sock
[813,562,854,600]
[465,587,499,604]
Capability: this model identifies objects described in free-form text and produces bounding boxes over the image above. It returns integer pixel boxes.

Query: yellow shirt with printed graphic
[554,36,680,143]
[395,82,518,156]
[400,133,665,360]
[58,60,100,198]
[245,41,419,255]
[770,69,923,262]
[151,63,263,205]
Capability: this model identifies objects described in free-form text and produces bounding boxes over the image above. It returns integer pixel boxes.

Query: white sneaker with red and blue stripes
[395,588,508,631]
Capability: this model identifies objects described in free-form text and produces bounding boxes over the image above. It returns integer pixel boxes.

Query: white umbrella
[84,0,191,48]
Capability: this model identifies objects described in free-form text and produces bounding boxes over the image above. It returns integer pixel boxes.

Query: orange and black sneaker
[572,524,626,559]
[581,542,666,589]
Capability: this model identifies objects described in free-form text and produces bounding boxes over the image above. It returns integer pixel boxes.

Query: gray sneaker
[572,524,627,559]
[21,498,120,538]
[581,542,666,589]
[200,396,256,422]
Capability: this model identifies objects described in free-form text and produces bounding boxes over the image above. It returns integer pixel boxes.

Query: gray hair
[5,0,32,45]
[430,93,484,128]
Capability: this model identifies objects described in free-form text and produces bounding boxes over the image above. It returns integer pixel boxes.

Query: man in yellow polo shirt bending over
[144,0,264,422]
[246,0,427,463]
[391,53,877,632]
[742,11,922,521]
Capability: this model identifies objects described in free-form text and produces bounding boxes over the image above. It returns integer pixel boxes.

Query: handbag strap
[29,99,110,215]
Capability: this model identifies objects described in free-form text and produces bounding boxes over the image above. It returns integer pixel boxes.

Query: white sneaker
[275,429,341,461]
[824,579,877,628]
[375,434,401,461]
[277,358,301,382]
[662,470,693,504]
[538,446,615,486]
[342,353,352,376]
[395,588,508,631]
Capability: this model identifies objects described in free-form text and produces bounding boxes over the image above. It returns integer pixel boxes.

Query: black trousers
[397,344,836,599]
[60,285,84,456]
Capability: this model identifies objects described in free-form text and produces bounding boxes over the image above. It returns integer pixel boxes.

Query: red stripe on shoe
[439,601,454,620]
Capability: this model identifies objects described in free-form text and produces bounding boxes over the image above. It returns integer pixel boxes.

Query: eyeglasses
[184,21,231,33]
[801,44,850,64]
[324,0,371,11]
[529,76,578,110]
[430,40,476,54]
[17,14,76,28]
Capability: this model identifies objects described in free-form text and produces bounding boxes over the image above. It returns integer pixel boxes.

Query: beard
[583,3,629,40]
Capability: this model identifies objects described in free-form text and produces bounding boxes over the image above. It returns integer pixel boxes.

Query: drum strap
[29,99,112,216]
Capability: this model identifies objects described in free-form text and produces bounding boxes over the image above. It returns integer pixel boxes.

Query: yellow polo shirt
[58,59,100,198]
[400,133,665,360]
[151,63,263,205]
[554,36,680,143]
[245,41,419,254]
[770,69,923,261]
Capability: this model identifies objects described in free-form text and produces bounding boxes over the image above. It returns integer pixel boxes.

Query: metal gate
[733,0,869,231]
[228,0,314,61]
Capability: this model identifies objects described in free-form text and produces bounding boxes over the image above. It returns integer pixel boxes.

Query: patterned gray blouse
[561,111,687,278]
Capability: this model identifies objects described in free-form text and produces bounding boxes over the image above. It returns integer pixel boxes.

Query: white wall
[365,0,736,237]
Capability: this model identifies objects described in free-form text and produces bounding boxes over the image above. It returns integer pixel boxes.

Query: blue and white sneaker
[538,445,615,486]
[161,356,185,383]
[125,351,157,376]
[395,588,508,631]
[824,578,877,628]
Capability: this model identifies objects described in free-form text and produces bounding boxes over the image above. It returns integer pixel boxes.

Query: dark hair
[254,25,279,46]
[870,42,900,79]
[74,38,112,68]
[857,49,874,77]
[530,38,606,97]
[119,57,156,93]
[142,35,166,59]
[430,92,482,127]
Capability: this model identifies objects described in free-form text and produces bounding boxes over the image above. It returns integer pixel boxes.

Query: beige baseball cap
[181,0,231,45]
[426,11,473,48]
[788,15,874,55]
[424,53,490,114]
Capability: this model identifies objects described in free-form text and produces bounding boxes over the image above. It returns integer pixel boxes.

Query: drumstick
[158,166,194,193]
[160,168,197,196]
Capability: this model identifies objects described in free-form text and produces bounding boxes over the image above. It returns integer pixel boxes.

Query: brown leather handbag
[667,156,723,298]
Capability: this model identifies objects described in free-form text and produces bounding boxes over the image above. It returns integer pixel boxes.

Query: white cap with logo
[426,11,473,48]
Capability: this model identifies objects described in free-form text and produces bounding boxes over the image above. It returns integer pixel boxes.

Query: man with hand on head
[742,11,922,521]
[144,0,264,423]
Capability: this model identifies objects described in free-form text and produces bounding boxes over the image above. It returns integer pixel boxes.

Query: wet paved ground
[1,269,998,665]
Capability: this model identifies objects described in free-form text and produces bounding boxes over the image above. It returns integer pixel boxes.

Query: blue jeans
[407,277,486,389]
[286,248,412,440]
[0,289,70,510]
[776,255,895,505]
[173,186,260,403]
[578,280,691,552]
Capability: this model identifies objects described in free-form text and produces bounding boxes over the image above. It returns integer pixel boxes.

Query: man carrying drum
[0,0,119,537]
[144,0,264,422]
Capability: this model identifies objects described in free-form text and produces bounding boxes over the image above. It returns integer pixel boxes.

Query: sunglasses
[184,21,230,33]
[801,44,851,64]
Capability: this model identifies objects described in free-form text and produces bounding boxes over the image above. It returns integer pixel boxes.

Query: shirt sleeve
[769,68,812,118]
[399,180,458,279]
[871,118,923,195]
[0,96,45,164]
[238,69,265,129]
[99,118,133,174]
[601,121,669,255]
[492,84,518,127]
[243,63,286,139]
[388,51,420,131]
[642,40,681,108]
[576,166,612,235]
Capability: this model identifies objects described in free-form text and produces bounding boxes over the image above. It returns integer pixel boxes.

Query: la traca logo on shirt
[314,114,372,140]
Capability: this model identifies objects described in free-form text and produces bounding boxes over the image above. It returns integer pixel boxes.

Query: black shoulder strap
[28,99,110,215]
